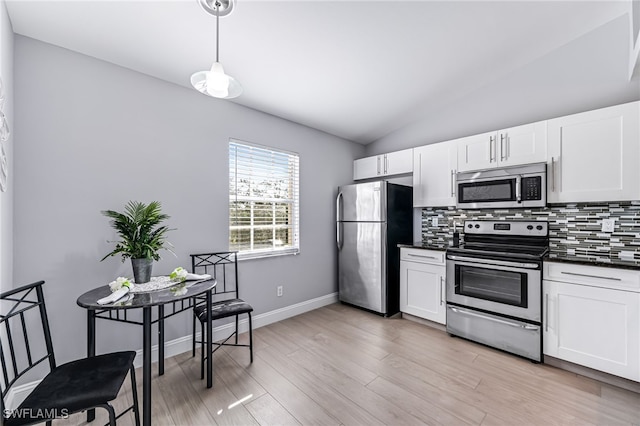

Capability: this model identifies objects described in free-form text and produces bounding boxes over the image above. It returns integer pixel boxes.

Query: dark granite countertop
[399,242,640,270]
[398,242,448,252]
[544,254,640,271]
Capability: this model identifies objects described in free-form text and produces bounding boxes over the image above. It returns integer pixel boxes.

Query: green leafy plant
[101,200,174,262]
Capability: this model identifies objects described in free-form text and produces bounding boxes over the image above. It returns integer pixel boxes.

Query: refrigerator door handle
[336,192,343,249]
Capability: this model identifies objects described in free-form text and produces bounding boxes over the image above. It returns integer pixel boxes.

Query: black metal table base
[84,290,213,426]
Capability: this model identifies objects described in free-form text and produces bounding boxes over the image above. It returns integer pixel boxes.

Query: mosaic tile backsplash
[421,202,640,265]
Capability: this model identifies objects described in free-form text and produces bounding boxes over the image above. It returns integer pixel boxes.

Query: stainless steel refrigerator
[336,181,413,316]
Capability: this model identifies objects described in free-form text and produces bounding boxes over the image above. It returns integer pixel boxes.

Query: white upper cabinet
[353,148,413,180]
[457,122,547,172]
[353,156,380,181]
[413,140,457,207]
[456,131,496,172]
[547,101,640,203]
[498,122,547,167]
[385,149,414,176]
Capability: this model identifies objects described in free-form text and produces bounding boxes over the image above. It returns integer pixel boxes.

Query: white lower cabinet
[543,263,640,382]
[399,248,446,324]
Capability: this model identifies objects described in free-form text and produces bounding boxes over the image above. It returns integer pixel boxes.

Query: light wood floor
[64,303,639,425]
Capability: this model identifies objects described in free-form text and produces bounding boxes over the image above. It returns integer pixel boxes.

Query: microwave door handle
[515,175,522,203]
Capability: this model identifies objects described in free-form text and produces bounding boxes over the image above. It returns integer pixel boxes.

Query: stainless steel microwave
[456,162,546,209]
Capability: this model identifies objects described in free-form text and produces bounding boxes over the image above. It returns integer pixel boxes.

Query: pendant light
[191,0,242,99]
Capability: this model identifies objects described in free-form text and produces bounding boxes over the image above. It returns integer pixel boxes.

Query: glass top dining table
[77,278,217,426]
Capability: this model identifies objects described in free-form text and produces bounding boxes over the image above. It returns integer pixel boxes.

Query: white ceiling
[5,0,633,144]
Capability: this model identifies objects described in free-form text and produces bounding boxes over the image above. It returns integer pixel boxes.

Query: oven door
[446,254,541,322]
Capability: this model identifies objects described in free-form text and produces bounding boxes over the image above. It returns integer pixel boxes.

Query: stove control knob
[468,224,473,229]
[474,224,480,229]
[527,225,534,230]
[536,225,543,231]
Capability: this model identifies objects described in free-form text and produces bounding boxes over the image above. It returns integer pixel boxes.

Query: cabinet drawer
[400,248,445,265]
[544,262,640,292]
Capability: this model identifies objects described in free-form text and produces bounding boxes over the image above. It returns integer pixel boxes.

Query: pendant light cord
[215,1,220,62]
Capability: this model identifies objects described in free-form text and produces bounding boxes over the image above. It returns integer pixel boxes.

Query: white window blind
[229,139,300,258]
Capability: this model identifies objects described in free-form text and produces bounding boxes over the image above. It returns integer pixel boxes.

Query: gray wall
[366,14,640,156]
[14,35,363,363]
[0,0,13,293]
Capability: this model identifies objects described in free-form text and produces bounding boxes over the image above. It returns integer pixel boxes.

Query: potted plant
[101,200,173,283]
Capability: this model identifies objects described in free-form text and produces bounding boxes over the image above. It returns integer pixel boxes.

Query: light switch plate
[601,218,615,233]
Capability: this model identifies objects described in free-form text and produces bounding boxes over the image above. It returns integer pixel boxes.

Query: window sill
[236,249,300,261]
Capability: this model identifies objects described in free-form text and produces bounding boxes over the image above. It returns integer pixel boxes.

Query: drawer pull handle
[407,253,438,260]
[560,271,622,281]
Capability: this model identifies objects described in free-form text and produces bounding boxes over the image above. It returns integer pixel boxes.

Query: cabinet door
[353,155,381,180]
[413,142,457,207]
[543,280,640,381]
[384,148,413,176]
[498,121,547,167]
[400,260,446,324]
[547,101,640,203]
[457,131,497,172]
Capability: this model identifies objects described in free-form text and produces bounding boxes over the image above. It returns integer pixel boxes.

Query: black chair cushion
[6,351,136,426]
[194,298,253,323]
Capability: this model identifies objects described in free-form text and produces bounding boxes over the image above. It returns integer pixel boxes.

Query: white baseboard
[134,291,338,368]
[5,292,338,409]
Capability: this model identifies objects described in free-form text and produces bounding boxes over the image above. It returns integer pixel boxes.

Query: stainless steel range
[446,220,549,362]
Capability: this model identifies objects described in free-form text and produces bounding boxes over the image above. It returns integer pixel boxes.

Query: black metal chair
[0,281,140,426]
[190,252,253,378]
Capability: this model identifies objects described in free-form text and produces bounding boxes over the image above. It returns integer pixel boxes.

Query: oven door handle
[448,306,540,330]
[446,255,539,269]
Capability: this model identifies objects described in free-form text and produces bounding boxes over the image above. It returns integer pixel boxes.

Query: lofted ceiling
[5,0,634,144]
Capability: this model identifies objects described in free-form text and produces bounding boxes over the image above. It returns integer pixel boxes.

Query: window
[229,139,300,258]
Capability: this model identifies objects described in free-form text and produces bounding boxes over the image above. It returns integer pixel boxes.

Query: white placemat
[130,276,182,293]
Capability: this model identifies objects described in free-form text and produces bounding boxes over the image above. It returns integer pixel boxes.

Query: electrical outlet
[601,218,615,233]
[432,217,439,227]
[277,286,283,297]
[619,251,635,261]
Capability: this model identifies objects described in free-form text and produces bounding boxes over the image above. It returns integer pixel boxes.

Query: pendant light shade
[191,63,243,99]
[191,0,242,99]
